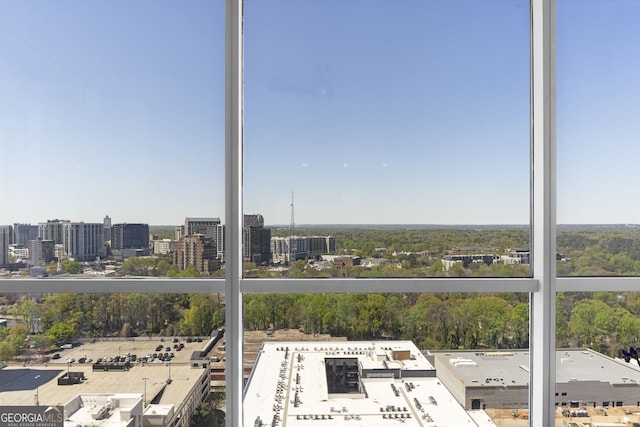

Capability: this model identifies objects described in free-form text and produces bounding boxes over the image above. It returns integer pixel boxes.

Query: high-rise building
[30,239,55,266]
[0,226,10,266]
[175,225,185,241]
[62,222,105,261]
[173,234,219,274]
[111,223,150,260]
[103,215,112,243]
[111,223,149,250]
[13,223,38,246]
[39,219,69,245]
[271,235,336,263]
[184,217,220,236]
[243,214,271,265]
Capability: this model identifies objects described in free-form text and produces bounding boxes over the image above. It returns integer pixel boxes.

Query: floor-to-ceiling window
[555,0,640,416]
[3,0,616,425]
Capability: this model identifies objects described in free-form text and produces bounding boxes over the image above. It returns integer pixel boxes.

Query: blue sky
[0,0,636,226]
[557,0,640,224]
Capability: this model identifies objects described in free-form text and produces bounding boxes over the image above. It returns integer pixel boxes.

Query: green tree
[46,322,76,345]
[0,342,15,361]
[119,257,155,276]
[8,324,29,355]
[13,300,41,333]
[180,295,223,336]
[61,259,82,274]
[568,299,617,354]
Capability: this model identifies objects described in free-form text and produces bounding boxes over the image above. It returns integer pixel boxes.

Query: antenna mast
[289,191,295,237]
[289,191,295,263]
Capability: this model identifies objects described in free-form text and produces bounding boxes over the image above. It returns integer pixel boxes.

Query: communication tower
[289,191,295,263]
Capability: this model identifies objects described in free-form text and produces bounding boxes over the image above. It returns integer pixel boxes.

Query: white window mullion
[530,0,556,425]
[0,278,224,294]
[241,278,538,294]
[225,0,244,426]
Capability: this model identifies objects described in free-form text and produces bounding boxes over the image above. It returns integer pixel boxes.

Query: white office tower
[62,222,105,261]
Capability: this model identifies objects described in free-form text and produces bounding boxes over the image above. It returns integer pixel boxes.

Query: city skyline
[2,1,639,225]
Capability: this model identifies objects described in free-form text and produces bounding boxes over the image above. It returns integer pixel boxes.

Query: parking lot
[46,336,209,367]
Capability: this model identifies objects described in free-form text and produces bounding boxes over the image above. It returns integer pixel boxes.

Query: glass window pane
[0,292,225,423]
[556,291,640,417]
[0,1,224,279]
[244,0,531,278]
[557,0,640,276]
[243,292,530,423]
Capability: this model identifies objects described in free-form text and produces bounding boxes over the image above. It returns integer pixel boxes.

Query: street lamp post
[142,377,148,408]
[34,374,41,406]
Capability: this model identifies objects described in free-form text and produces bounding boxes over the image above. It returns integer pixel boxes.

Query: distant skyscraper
[184,217,220,236]
[109,223,149,260]
[103,215,112,243]
[271,236,336,263]
[173,235,220,274]
[30,239,55,266]
[111,223,149,250]
[175,225,185,241]
[62,222,105,261]
[13,223,38,246]
[39,220,69,245]
[0,226,10,266]
[243,214,271,265]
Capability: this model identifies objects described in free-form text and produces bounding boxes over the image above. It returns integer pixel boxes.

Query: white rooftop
[64,393,142,427]
[244,340,494,427]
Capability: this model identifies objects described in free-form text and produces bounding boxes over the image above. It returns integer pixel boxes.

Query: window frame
[0,0,587,425]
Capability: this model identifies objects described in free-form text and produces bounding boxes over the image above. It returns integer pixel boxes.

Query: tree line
[3,227,640,361]
[2,290,640,360]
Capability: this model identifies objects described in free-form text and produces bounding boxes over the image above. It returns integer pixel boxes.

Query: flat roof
[0,363,201,408]
[0,337,209,408]
[244,341,494,427]
[65,393,141,427]
[429,348,640,387]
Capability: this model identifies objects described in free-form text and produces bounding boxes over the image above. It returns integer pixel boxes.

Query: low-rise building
[244,340,496,427]
[0,340,211,427]
[429,348,640,411]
